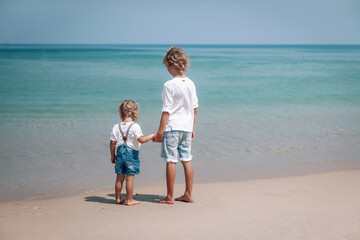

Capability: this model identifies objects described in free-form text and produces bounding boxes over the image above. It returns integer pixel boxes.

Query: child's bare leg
[175,161,194,203]
[125,175,139,206]
[115,174,125,204]
[159,162,176,204]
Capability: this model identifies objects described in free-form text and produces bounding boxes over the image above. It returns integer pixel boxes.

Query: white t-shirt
[110,122,143,151]
[162,77,199,132]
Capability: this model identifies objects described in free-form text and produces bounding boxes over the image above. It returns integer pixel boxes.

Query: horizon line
[1,43,360,46]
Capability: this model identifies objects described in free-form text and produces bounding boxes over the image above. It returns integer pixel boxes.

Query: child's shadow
[84,193,162,204]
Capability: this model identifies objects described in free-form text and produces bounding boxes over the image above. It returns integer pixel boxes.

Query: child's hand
[151,134,156,142]
[111,156,116,164]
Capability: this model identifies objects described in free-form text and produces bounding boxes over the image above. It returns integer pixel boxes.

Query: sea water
[1,44,360,202]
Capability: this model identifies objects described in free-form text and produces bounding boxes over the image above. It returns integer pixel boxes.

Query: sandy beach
[1,170,359,240]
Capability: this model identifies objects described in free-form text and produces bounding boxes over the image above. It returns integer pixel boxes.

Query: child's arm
[110,140,116,164]
[153,112,169,142]
[138,134,155,144]
[192,108,198,140]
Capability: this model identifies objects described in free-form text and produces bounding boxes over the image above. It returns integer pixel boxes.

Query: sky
[0,0,359,44]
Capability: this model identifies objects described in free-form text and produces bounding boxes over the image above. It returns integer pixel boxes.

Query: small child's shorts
[115,144,140,175]
[161,131,192,163]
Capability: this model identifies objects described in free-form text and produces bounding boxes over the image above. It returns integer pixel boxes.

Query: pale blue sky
[0,0,359,44]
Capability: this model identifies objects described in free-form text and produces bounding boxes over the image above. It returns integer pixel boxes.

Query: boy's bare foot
[175,195,194,203]
[116,199,126,204]
[126,199,140,206]
[158,198,174,204]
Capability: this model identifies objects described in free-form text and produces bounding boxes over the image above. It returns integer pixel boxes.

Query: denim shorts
[161,131,192,163]
[115,144,140,175]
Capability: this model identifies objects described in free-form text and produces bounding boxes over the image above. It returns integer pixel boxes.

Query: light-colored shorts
[161,131,192,163]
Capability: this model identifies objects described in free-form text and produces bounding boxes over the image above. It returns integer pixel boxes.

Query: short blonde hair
[118,100,140,121]
[163,46,190,73]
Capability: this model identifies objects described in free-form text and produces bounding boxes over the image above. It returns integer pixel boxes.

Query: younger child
[153,46,199,204]
[110,100,154,206]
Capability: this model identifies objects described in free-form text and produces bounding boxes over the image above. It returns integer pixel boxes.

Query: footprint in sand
[32,206,43,210]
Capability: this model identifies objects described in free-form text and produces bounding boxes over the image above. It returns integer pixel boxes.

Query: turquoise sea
[1,44,360,202]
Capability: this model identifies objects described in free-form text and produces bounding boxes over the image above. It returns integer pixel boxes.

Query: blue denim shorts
[115,144,140,175]
[161,131,192,163]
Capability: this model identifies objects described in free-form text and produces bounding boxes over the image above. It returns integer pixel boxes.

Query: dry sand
[1,170,359,240]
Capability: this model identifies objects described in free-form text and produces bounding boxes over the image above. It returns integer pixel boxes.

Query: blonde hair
[118,100,140,121]
[163,46,190,73]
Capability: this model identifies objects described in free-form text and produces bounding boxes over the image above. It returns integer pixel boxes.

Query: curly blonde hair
[118,100,140,121]
[163,46,190,74]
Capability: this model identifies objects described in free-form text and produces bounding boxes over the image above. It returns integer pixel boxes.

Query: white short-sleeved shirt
[162,77,199,132]
[110,122,143,151]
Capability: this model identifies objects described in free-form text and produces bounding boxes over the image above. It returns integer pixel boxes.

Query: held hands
[151,131,195,142]
[152,132,163,143]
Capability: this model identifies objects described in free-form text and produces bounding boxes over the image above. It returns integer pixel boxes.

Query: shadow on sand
[84,193,162,205]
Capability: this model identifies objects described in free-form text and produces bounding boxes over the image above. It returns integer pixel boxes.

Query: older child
[153,46,199,204]
[110,100,154,206]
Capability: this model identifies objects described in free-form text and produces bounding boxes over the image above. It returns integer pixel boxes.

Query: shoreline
[2,159,359,204]
[1,170,360,240]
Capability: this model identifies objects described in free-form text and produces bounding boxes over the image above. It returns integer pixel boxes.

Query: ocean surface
[1,44,360,202]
